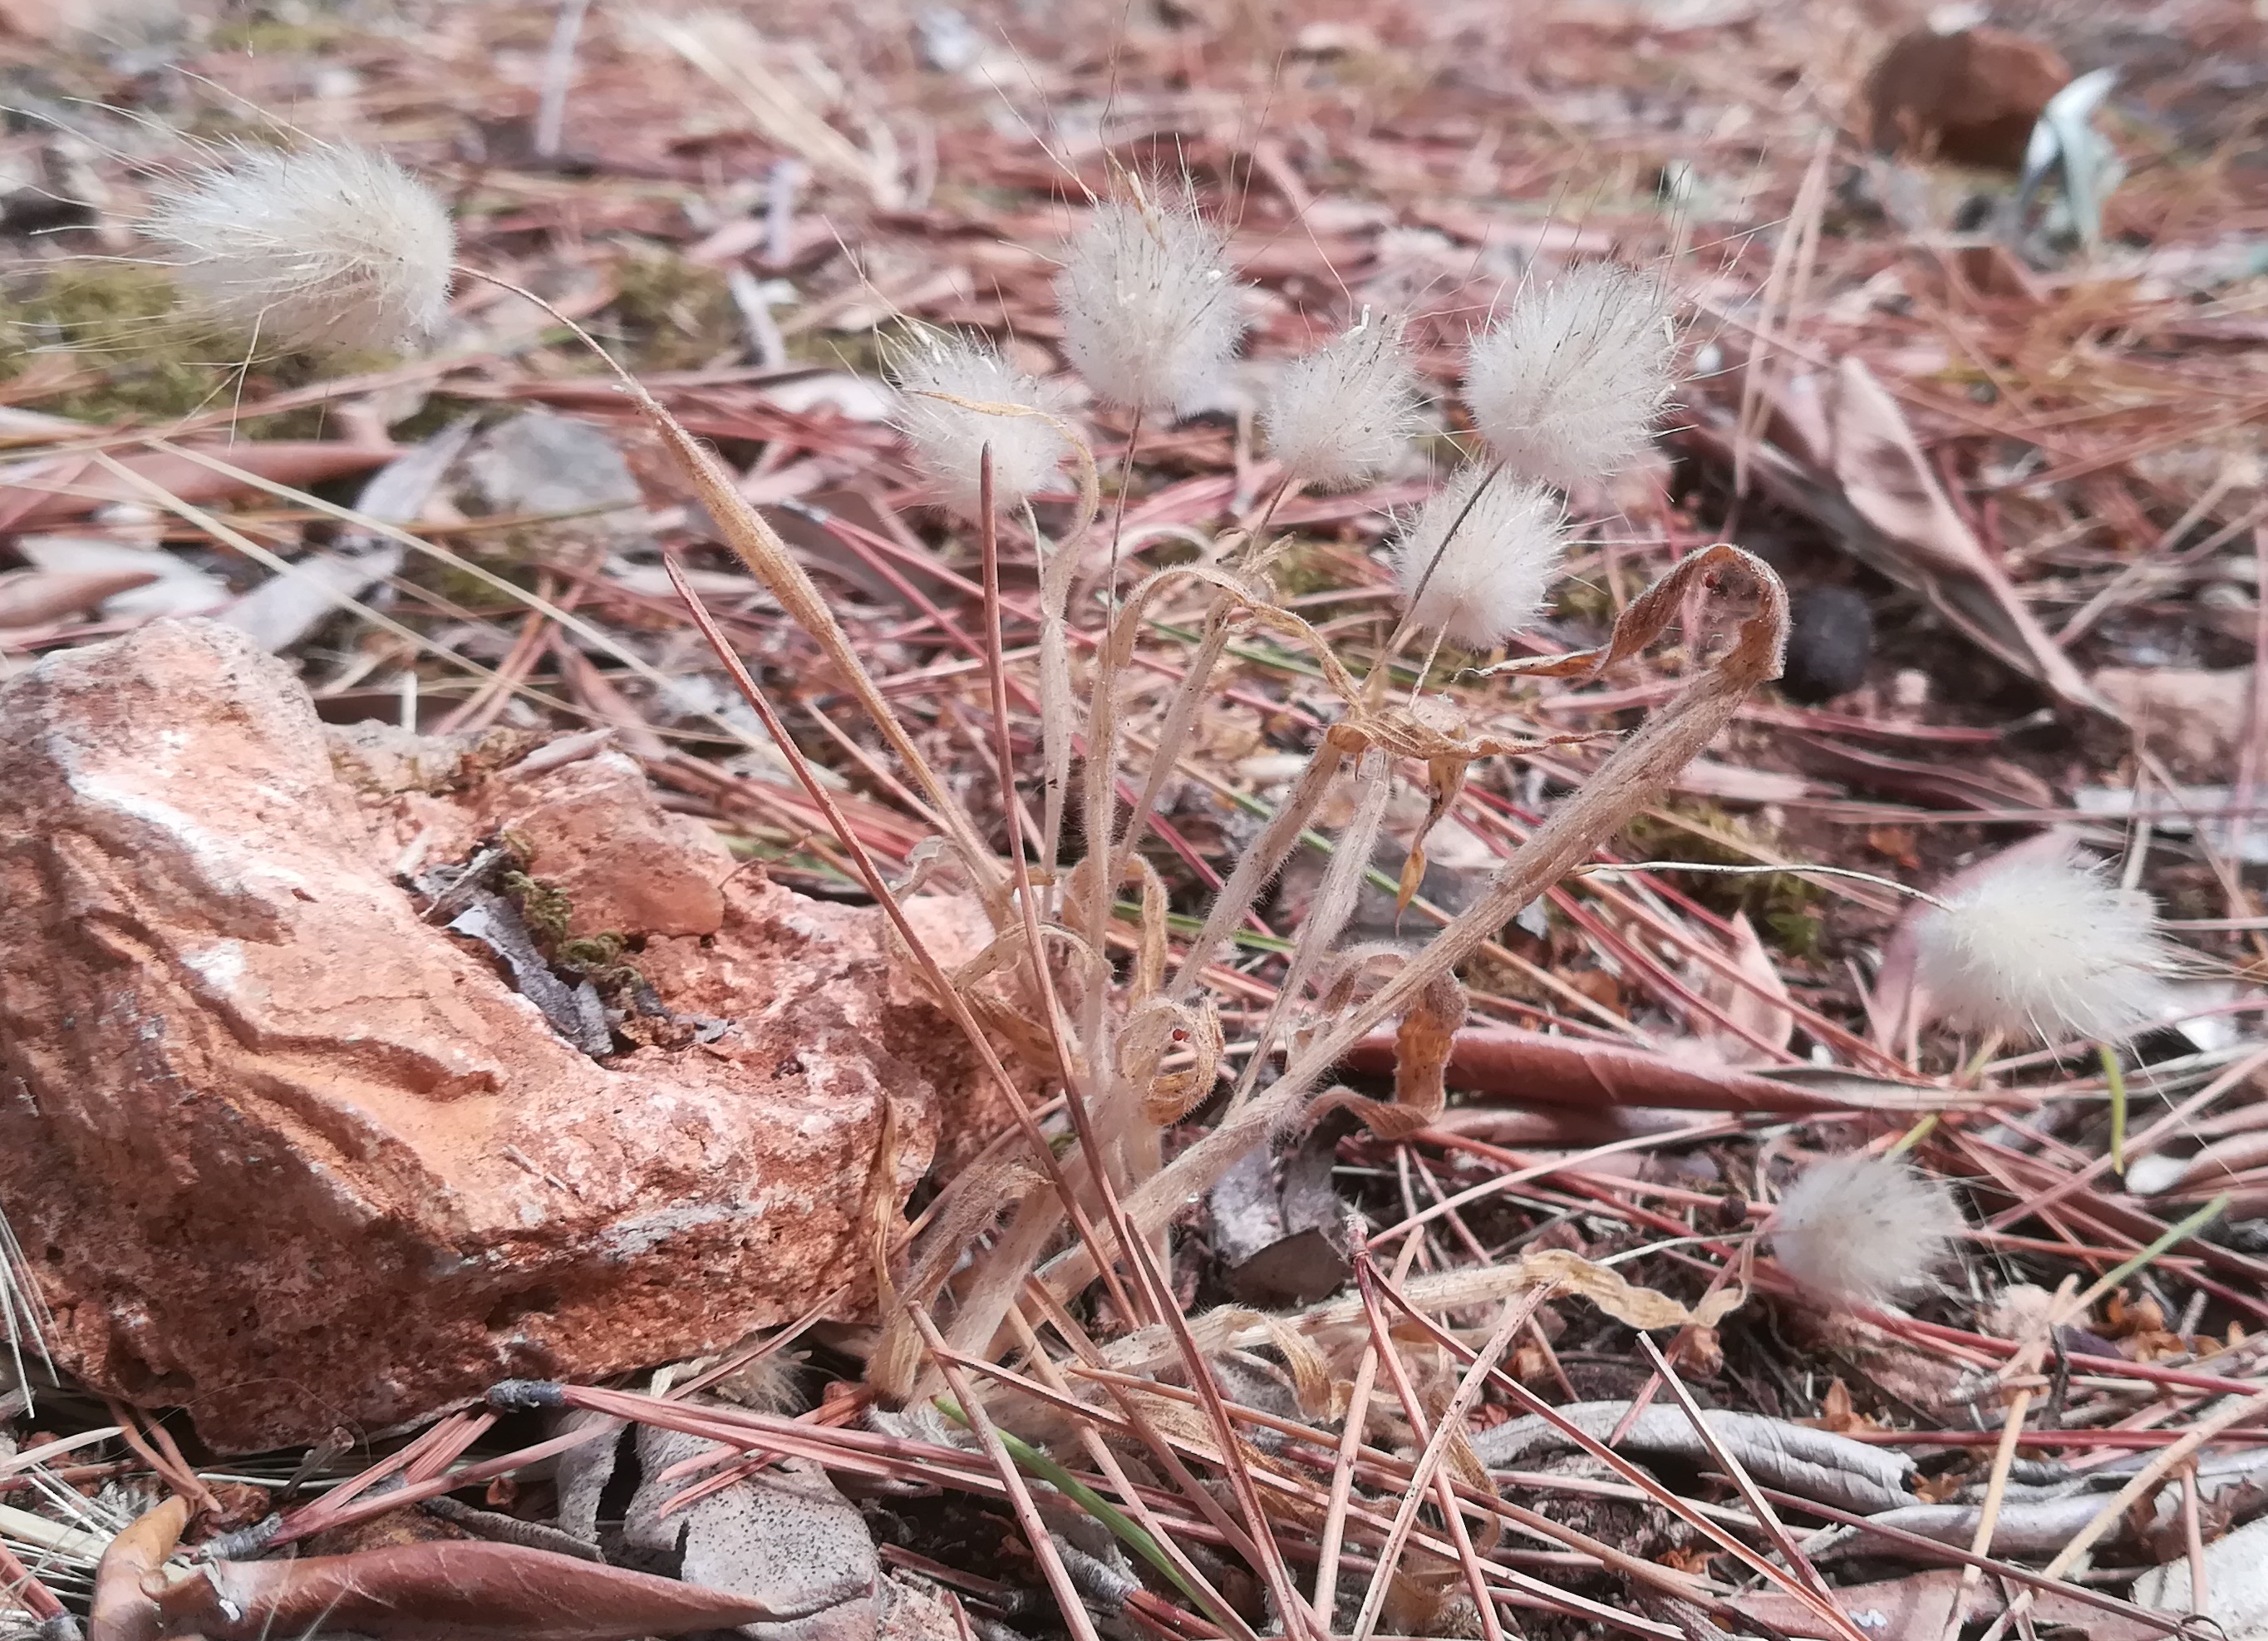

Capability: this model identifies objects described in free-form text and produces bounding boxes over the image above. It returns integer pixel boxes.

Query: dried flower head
[1912,841,2173,1044]
[1771,1152,1964,1310]
[1054,185,1247,417]
[1390,464,1565,649]
[142,142,455,355]
[1464,262,1677,490]
[890,332,1070,516]
[1261,318,1424,490]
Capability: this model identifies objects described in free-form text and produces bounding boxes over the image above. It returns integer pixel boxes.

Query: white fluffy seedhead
[1054,185,1247,417]
[1771,1152,1965,1310]
[1912,842,2173,1044]
[890,332,1070,516]
[1390,464,1566,649]
[142,142,455,356]
[1261,318,1424,490]
[1464,262,1677,490]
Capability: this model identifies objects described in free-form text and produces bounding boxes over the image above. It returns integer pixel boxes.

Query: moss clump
[1267,538,1350,599]
[206,17,351,53]
[0,264,221,422]
[1554,574,1616,628]
[500,868,573,949]
[1621,800,1824,959]
[0,263,371,432]
[611,253,739,372]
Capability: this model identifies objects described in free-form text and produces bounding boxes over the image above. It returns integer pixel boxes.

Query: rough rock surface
[0,619,1001,1451]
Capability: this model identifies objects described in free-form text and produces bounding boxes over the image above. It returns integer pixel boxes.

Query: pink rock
[0,619,1002,1451]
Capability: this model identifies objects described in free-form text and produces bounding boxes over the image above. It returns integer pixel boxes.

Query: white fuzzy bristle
[1771,1152,1964,1310]
[1390,464,1566,649]
[1464,263,1677,490]
[890,333,1070,515]
[1261,318,1424,490]
[1912,842,2172,1044]
[1054,187,1247,417]
[142,143,455,355]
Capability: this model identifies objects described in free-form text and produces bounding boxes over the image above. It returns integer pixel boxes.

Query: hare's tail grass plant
[133,131,1811,1613]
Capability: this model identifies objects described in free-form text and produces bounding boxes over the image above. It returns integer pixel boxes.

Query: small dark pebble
[1779,585,1874,705]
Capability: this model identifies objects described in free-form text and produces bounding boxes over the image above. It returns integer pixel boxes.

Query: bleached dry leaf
[1693,913,1795,1066]
[1828,359,2106,713]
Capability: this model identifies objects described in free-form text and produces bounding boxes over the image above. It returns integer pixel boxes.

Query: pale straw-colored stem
[1223,749,1392,1116]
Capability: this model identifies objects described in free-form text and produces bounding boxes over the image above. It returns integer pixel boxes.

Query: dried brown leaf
[151,1540,781,1641]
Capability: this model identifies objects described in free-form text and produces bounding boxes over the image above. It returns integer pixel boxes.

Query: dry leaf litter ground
[1,1,2267,1640]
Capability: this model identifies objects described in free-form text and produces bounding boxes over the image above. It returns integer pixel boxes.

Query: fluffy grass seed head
[890,332,1070,516]
[1261,317,1424,490]
[1054,186,1247,417]
[1464,262,1677,490]
[1771,1152,1965,1310]
[141,142,455,356]
[1912,841,2173,1044]
[1390,463,1566,649]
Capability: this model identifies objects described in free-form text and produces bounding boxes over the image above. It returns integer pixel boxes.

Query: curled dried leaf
[1308,971,1469,1140]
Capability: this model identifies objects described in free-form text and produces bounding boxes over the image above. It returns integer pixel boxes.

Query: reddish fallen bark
[1339,1027,1947,1116]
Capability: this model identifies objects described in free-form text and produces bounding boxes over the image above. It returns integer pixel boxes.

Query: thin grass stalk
[1310,1326,1380,1624]
[933,1336,1276,1585]
[1345,1244,1506,1641]
[1033,476,1098,891]
[998,1306,1261,1641]
[1309,1225,1424,1627]
[1052,1072,1324,1641]
[1106,600,1238,897]
[1017,1281,1279,1578]
[926,450,1172,1392]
